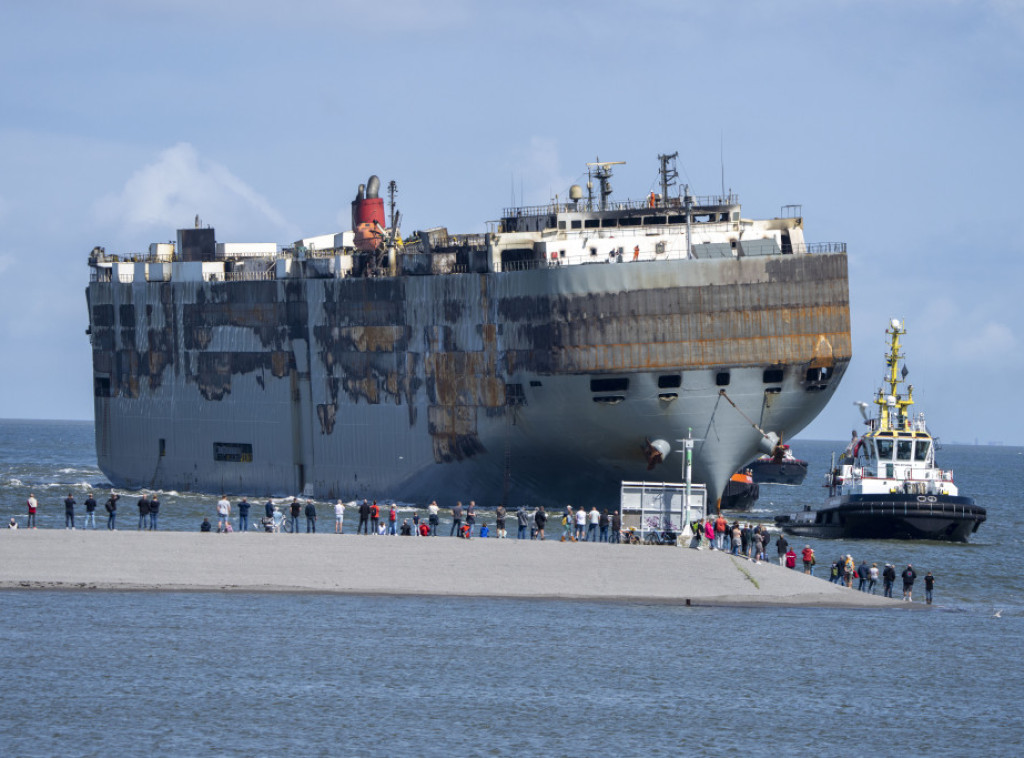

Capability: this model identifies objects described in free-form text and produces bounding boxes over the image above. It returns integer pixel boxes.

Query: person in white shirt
[588,506,600,542]
[216,496,231,533]
[334,500,345,534]
[575,507,587,541]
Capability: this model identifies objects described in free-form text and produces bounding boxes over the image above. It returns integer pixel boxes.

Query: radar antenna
[586,158,625,211]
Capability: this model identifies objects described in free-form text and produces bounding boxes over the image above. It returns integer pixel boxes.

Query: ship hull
[87,253,851,508]
[775,495,986,542]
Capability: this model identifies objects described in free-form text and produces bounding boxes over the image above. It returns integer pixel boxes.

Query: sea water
[1,419,1023,755]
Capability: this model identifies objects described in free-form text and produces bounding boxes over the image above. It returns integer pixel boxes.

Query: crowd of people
[11,492,936,603]
[821,555,934,603]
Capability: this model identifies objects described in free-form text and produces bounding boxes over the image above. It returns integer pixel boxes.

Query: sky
[2,0,1022,445]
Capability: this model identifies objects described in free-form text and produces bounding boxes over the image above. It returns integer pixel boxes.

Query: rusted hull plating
[87,253,851,507]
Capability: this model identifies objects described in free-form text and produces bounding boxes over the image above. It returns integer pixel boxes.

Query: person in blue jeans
[83,493,97,529]
[289,499,301,533]
[105,493,118,530]
[237,497,250,532]
[148,495,160,530]
[517,506,529,539]
[304,501,317,533]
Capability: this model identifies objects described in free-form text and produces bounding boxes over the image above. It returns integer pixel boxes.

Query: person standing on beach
[137,493,150,530]
[575,506,587,541]
[785,547,797,569]
[882,564,896,598]
[148,493,160,530]
[304,501,317,533]
[495,503,507,539]
[517,505,529,539]
[465,501,476,537]
[265,499,274,520]
[868,563,879,594]
[388,503,398,535]
[428,500,440,535]
[369,500,380,534]
[334,500,345,534]
[715,514,727,550]
[289,499,301,534]
[236,497,250,532]
[843,555,855,588]
[599,509,610,542]
[64,492,76,529]
[611,510,622,543]
[105,492,118,530]
[83,492,97,530]
[359,499,371,534]
[801,545,815,575]
[901,564,917,601]
[587,506,600,542]
[450,501,463,537]
[534,505,547,540]
[216,495,230,533]
[26,493,38,529]
[776,534,789,565]
[857,560,870,592]
[924,571,935,604]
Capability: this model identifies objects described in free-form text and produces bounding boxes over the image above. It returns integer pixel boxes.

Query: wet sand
[0,530,898,608]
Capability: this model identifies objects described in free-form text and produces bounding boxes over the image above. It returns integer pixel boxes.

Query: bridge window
[571,220,582,229]
[897,439,913,461]
[876,439,893,460]
[584,219,600,229]
[914,440,930,461]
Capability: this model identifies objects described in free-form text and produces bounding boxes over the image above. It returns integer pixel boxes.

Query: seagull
[993,610,1003,618]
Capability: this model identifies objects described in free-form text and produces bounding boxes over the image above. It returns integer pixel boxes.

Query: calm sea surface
[1,419,1023,756]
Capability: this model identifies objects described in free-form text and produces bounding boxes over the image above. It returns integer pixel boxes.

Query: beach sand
[0,530,897,608]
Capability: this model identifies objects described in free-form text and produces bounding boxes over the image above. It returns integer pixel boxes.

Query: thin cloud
[94,143,297,241]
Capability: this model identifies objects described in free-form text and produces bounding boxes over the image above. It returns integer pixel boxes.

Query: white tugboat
[776,319,985,542]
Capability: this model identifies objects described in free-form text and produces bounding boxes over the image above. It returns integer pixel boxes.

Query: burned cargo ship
[85,155,851,509]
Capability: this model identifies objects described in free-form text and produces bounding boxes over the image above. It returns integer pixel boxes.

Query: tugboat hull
[775,495,986,543]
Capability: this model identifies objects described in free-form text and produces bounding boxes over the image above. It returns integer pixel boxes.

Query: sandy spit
[0,531,900,609]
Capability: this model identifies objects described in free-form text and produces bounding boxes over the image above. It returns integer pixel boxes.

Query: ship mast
[657,152,678,207]
[586,159,625,211]
[875,318,914,432]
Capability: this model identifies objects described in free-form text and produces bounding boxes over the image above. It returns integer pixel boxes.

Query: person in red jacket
[370,501,380,534]
[801,545,816,575]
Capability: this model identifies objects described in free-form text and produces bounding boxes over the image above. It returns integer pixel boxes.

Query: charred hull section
[776,495,986,542]
[87,253,850,507]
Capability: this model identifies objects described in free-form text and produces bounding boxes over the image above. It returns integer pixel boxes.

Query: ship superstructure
[85,154,851,508]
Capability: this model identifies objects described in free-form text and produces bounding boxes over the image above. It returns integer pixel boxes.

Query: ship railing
[793,242,846,254]
[502,193,739,218]
[90,269,113,283]
[224,269,275,282]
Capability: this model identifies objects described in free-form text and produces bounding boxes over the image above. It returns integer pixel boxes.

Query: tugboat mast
[876,318,914,432]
